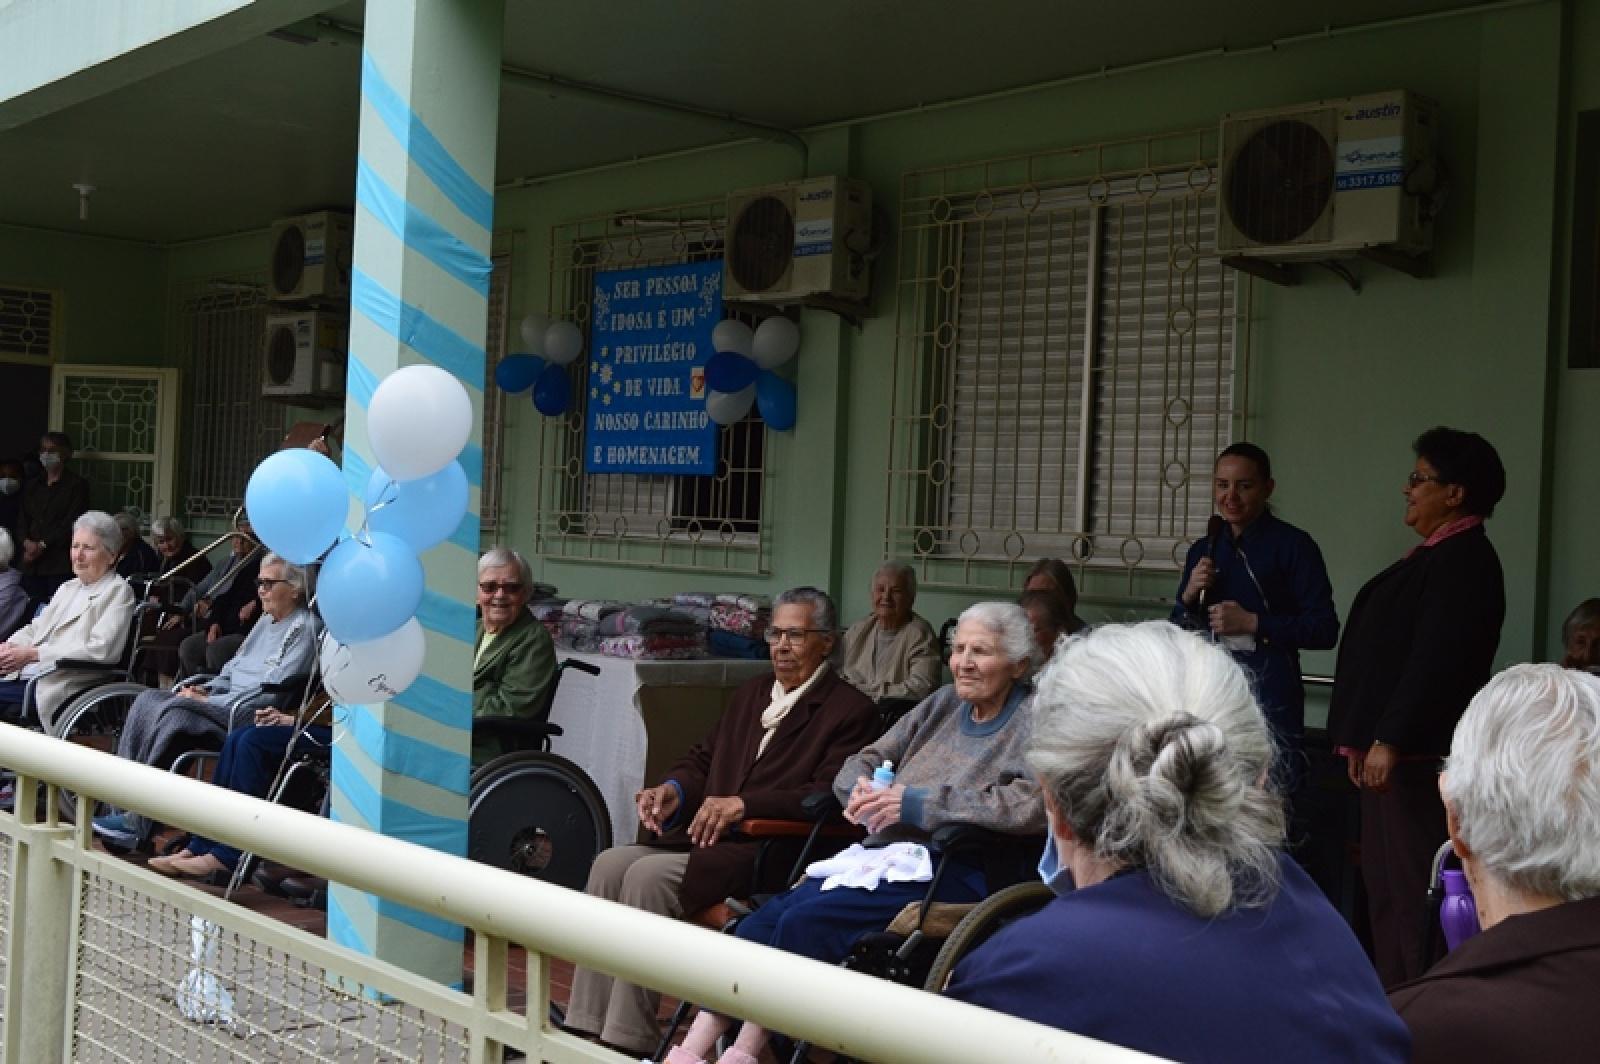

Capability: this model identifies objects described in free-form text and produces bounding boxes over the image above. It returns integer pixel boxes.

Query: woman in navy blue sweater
[946,622,1408,1063]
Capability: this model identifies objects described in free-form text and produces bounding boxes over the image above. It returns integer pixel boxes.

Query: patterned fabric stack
[707,592,771,660]
[596,604,705,659]
[528,598,568,644]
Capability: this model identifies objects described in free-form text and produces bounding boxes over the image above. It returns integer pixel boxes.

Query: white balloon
[705,384,756,425]
[751,316,801,370]
[711,319,754,358]
[519,313,550,353]
[368,365,473,481]
[320,619,427,705]
[543,320,585,366]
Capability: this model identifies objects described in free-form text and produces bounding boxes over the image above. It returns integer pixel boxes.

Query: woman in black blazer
[1328,426,1506,986]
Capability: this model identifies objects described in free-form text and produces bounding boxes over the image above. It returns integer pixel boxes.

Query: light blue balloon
[364,461,469,553]
[756,371,797,431]
[244,449,348,564]
[317,532,424,644]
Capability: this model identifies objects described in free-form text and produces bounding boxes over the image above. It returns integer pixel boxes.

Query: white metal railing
[0,727,1159,1064]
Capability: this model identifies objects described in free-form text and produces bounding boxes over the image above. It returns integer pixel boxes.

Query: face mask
[38,452,62,470]
[0,479,17,496]
[1037,832,1075,896]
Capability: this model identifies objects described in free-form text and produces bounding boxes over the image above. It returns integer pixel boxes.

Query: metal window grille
[0,283,58,360]
[481,252,512,537]
[536,199,770,574]
[887,130,1243,592]
[172,278,284,524]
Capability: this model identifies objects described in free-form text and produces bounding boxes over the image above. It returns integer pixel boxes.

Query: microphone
[1199,514,1226,616]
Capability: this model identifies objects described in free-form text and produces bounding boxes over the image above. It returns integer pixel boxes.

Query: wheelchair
[654,791,1051,1064]
[151,656,617,896]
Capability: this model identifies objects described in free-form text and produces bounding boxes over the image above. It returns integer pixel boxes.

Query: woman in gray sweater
[667,601,1045,1064]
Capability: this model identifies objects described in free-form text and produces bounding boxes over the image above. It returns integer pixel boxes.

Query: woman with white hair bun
[667,601,1046,1064]
[1388,663,1600,1061]
[945,621,1408,1063]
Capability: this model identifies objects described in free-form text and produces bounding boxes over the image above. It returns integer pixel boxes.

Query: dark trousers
[187,724,331,873]
[735,857,985,964]
[1360,760,1447,987]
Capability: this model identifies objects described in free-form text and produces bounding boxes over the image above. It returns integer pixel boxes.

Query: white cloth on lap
[805,842,933,891]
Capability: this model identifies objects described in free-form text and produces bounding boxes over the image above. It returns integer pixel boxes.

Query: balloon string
[349,479,398,550]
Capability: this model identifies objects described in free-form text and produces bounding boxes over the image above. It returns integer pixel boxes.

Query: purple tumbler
[1439,869,1481,951]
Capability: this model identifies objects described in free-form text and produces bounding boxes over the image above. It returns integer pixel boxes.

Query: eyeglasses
[1406,472,1446,488]
[763,627,829,645]
[478,580,526,596]
[256,577,287,590]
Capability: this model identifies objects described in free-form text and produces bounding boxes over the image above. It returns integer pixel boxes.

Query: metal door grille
[536,199,770,574]
[171,279,284,523]
[0,283,57,361]
[887,129,1244,592]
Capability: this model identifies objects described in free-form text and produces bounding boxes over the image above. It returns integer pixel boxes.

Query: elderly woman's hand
[0,643,38,673]
[845,782,906,834]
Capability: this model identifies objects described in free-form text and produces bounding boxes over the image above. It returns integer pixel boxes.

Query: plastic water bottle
[1439,869,1481,951]
[871,760,895,791]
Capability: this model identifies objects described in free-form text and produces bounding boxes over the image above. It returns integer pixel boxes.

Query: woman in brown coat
[563,586,877,1057]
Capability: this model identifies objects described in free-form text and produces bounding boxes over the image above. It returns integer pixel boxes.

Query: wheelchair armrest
[559,658,601,677]
[930,821,1002,856]
[51,658,120,674]
[800,790,843,821]
[256,674,316,703]
[737,818,862,840]
[472,716,564,751]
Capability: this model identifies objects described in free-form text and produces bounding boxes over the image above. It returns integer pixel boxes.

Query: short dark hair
[41,430,72,453]
[1413,426,1506,517]
[1564,598,1600,647]
[1019,589,1072,632]
[1216,442,1272,481]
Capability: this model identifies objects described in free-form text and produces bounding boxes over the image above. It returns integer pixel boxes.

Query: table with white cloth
[544,650,773,848]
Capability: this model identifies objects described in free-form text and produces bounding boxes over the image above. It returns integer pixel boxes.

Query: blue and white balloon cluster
[496,313,585,416]
[704,317,800,430]
[244,364,474,705]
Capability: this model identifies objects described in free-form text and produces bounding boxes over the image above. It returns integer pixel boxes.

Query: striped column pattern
[330,0,503,987]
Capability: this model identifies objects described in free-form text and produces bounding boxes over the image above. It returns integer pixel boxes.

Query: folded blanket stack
[529,598,568,642]
[707,628,769,661]
[709,592,771,641]
[562,599,627,622]
[598,633,706,660]
[597,605,702,638]
[558,618,603,653]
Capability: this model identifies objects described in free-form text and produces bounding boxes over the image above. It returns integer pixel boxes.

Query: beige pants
[564,845,689,1055]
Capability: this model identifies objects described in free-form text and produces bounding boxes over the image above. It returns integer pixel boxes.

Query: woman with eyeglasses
[91,553,316,852]
[667,602,1045,1064]
[1328,427,1507,986]
[470,546,556,764]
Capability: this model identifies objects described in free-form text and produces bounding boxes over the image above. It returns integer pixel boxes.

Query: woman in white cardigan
[0,510,136,731]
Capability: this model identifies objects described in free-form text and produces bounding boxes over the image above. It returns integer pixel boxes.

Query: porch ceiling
[0,0,1507,244]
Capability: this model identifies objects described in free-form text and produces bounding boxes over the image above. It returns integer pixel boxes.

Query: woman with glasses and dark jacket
[1328,427,1507,986]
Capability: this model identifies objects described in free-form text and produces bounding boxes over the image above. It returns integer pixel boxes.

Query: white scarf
[758,663,827,759]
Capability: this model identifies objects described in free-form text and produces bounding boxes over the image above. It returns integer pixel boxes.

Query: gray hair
[957,601,1035,667]
[1028,621,1284,918]
[258,552,308,599]
[774,586,838,633]
[151,516,185,539]
[874,560,917,599]
[0,528,12,570]
[1444,664,1600,901]
[74,510,122,557]
[113,510,142,545]
[478,547,533,587]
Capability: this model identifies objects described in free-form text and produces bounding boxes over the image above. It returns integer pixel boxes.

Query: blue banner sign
[585,260,722,475]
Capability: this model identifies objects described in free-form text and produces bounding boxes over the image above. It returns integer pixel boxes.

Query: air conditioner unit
[723,177,872,304]
[268,210,354,303]
[1217,90,1440,260]
[262,311,347,404]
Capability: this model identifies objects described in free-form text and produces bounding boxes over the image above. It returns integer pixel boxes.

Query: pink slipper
[662,1049,706,1064]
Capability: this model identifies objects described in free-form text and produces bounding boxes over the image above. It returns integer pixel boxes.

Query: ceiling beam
[0,0,338,132]
[310,16,809,160]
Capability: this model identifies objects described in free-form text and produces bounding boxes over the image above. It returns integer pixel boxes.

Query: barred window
[534,200,770,574]
[888,131,1240,590]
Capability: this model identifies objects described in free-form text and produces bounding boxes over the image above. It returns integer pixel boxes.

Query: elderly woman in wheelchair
[944,622,1407,1063]
[0,510,135,731]
[668,601,1044,1064]
[91,552,316,851]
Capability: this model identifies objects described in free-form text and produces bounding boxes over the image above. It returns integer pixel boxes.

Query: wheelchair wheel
[50,681,146,822]
[468,751,612,891]
[922,880,1054,994]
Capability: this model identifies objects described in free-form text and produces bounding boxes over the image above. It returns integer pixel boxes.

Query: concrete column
[331,0,503,985]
